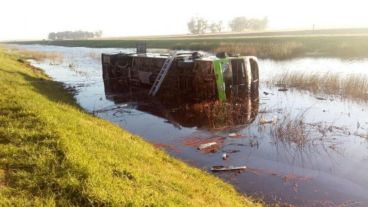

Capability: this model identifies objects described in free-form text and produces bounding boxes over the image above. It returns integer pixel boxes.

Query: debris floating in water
[315,96,327,100]
[222,153,229,160]
[198,142,218,150]
[222,149,241,154]
[278,88,288,92]
[263,91,274,96]
[259,116,277,125]
[211,165,246,172]
[228,133,247,138]
[183,136,228,153]
[259,118,272,125]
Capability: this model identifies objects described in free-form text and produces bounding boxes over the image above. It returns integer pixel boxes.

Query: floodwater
[16,44,368,206]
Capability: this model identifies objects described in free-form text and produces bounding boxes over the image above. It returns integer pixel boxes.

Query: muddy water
[17,44,368,206]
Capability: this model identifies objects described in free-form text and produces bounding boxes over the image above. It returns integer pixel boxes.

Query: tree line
[48,30,103,40]
[187,17,268,34]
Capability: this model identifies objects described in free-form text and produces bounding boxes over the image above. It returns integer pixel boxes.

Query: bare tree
[248,17,268,30]
[229,17,268,32]
[209,21,223,33]
[47,30,103,40]
[187,17,208,34]
[94,30,103,38]
[48,32,56,40]
[229,17,249,32]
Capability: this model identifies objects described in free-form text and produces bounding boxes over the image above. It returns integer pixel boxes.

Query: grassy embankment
[0,48,260,206]
[11,28,368,59]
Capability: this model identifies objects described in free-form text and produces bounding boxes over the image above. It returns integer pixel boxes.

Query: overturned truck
[102,51,259,102]
[101,51,260,129]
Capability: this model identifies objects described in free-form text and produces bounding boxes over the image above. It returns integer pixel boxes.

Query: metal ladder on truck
[148,51,177,96]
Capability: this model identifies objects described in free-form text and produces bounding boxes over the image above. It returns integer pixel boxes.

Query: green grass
[9,28,368,59]
[0,49,259,206]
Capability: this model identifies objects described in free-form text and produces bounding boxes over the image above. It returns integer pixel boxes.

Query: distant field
[9,28,368,59]
[101,28,368,40]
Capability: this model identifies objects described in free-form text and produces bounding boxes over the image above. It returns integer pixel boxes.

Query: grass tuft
[5,46,63,62]
[271,71,368,101]
[213,41,304,59]
[271,112,310,148]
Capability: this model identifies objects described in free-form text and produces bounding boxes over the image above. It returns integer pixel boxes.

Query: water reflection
[102,78,259,129]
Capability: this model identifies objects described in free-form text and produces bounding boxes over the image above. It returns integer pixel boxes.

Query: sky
[1,0,368,41]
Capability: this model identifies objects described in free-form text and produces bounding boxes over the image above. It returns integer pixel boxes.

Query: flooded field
[15,44,368,206]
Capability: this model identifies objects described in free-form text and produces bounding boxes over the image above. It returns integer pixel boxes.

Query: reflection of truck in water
[101,50,260,129]
[101,51,259,103]
[103,78,259,129]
